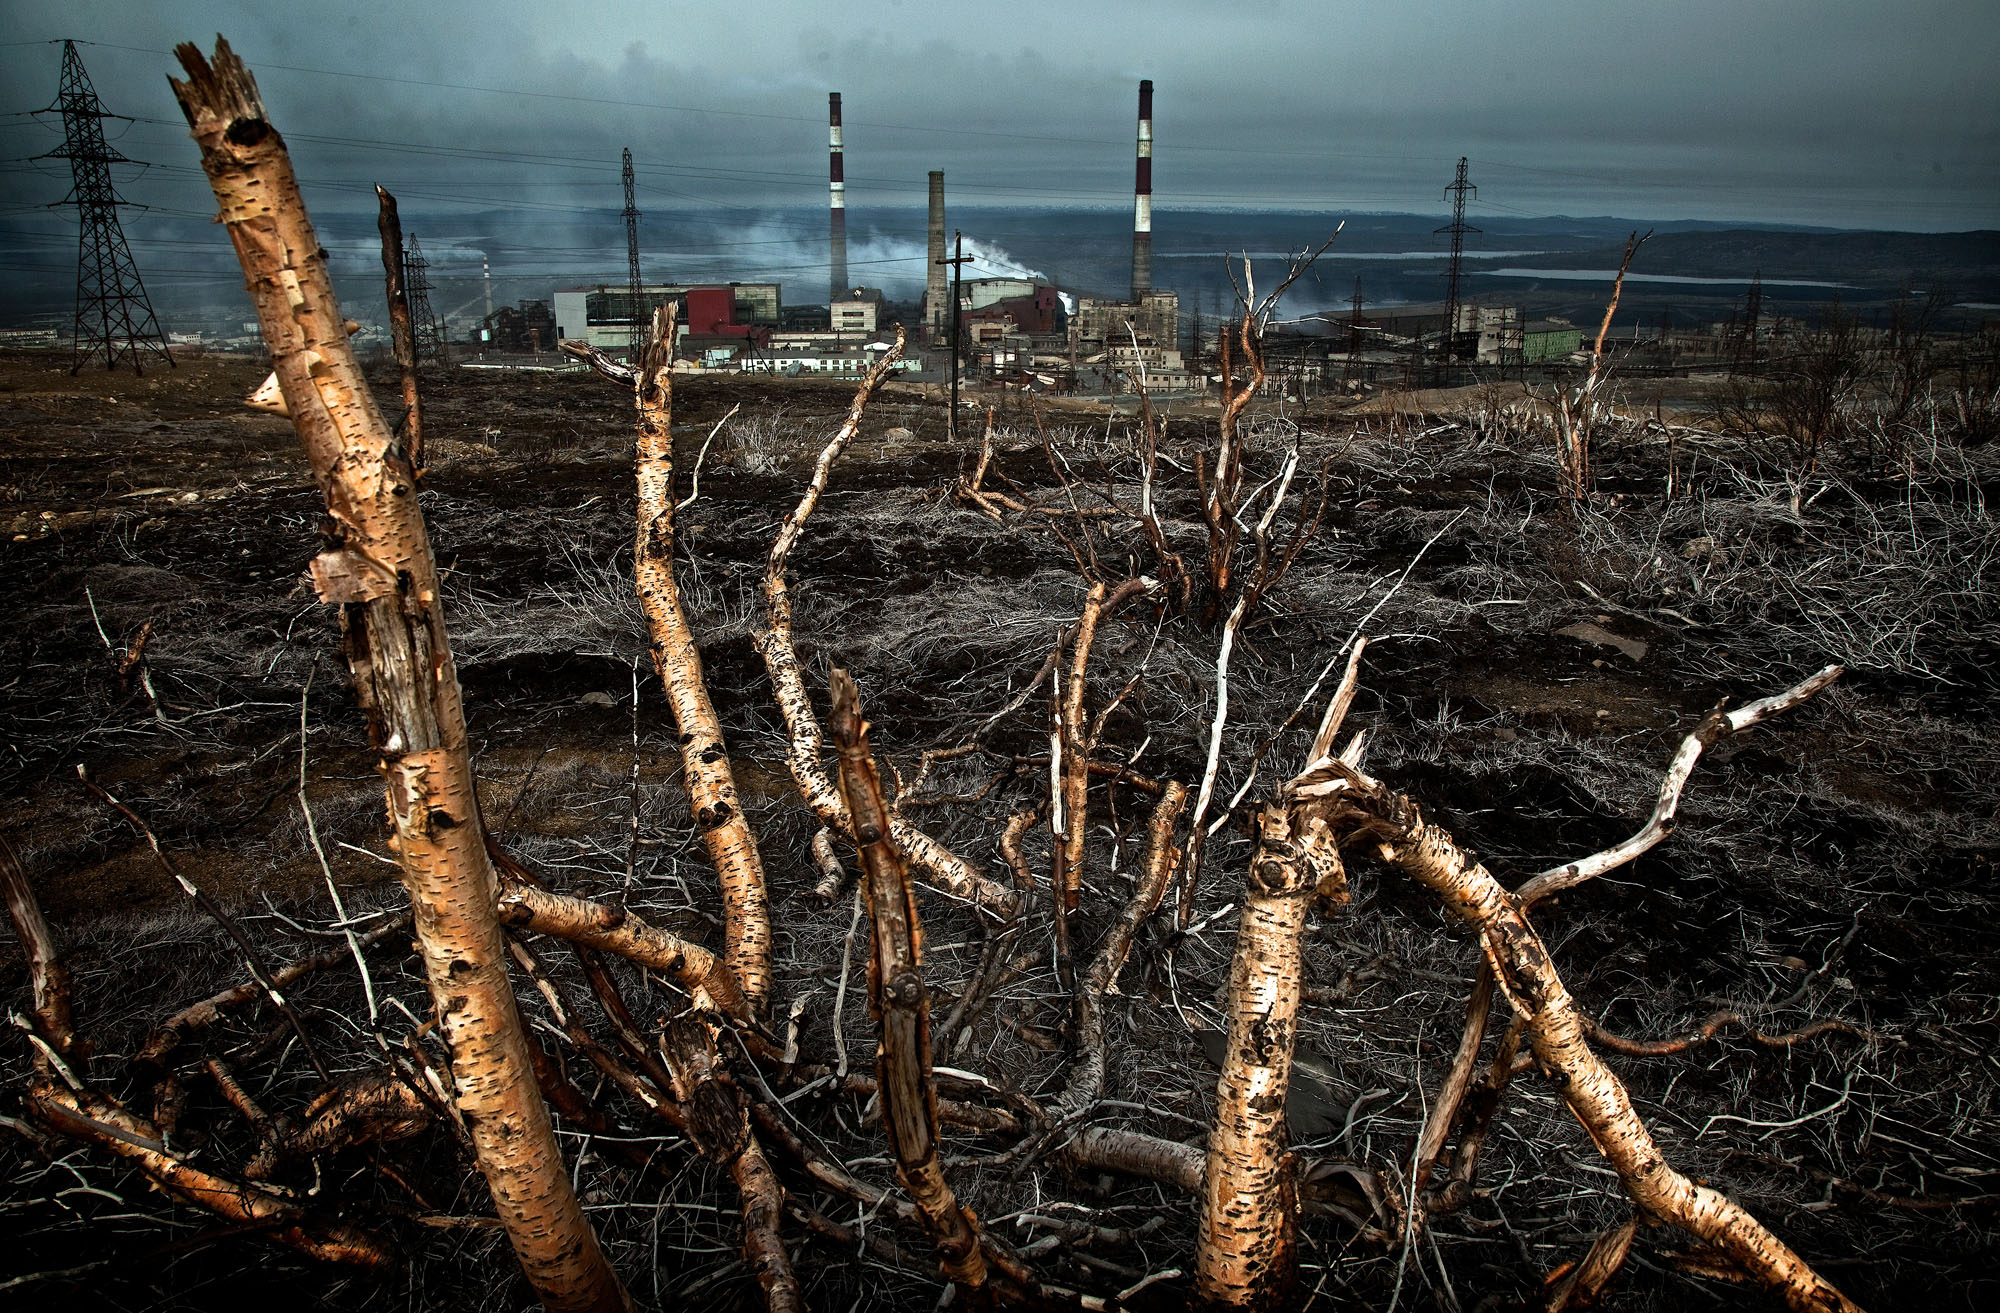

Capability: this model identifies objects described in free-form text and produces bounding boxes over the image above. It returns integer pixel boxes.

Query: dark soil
[1,346,1996,1311]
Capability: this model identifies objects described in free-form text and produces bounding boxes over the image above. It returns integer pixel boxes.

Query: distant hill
[1490,229,2000,299]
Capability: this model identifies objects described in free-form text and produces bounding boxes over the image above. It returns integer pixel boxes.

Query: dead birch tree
[630,303,774,1010]
[168,40,629,1313]
[1193,644,1364,1308]
[1321,663,1861,1313]
[751,333,1017,919]
[1550,229,1649,505]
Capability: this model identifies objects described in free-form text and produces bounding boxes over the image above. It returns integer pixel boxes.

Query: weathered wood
[0,837,73,1060]
[750,334,1017,919]
[168,40,627,1312]
[373,185,422,473]
[496,882,750,1024]
[1356,792,1861,1313]
[828,668,989,1294]
[630,303,774,1010]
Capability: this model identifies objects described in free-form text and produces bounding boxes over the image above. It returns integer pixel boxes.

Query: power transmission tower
[1435,156,1479,380]
[404,235,448,367]
[622,147,644,355]
[39,40,173,375]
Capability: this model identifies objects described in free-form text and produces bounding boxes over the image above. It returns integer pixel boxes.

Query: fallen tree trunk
[169,40,628,1313]
[1334,668,1860,1313]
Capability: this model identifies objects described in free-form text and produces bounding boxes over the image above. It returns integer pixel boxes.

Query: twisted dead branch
[829,668,991,1293]
[750,334,1017,919]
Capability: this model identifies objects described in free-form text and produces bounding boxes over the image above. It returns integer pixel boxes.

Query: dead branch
[828,668,990,1294]
[138,912,412,1070]
[1515,663,1842,906]
[0,837,73,1061]
[630,301,773,1011]
[82,771,329,1082]
[1550,229,1650,505]
[26,1082,393,1270]
[1087,780,1188,997]
[1342,767,1861,1311]
[1583,1009,1878,1057]
[373,186,422,474]
[750,331,1017,919]
[495,881,751,1025]
[659,1016,802,1313]
[170,40,628,1310]
[1544,1216,1639,1312]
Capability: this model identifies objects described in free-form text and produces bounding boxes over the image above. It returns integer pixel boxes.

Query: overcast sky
[4,0,1996,239]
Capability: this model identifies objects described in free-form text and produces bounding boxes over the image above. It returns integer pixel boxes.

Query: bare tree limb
[630,301,773,1010]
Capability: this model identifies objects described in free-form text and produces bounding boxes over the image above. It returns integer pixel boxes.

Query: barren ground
[2,347,1996,1310]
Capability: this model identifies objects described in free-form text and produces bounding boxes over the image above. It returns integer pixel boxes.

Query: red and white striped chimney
[829,92,848,304]
[1132,78,1153,302]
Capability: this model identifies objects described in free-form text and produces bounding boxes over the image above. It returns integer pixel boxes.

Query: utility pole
[622,147,644,356]
[938,230,972,442]
[39,41,172,374]
[1436,156,1479,382]
[1345,276,1364,381]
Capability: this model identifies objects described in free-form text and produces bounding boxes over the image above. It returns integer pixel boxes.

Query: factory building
[553,282,781,349]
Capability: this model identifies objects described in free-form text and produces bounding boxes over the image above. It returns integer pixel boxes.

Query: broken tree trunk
[1193,656,1358,1309]
[828,668,990,1295]
[631,303,773,1011]
[1192,801,1321,1309]
[169,40,628,1313]
[373,185,423,475]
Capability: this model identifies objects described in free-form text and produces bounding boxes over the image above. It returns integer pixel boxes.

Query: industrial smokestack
[828,93,847,305]
[925,170,947,345]
[1132,78,1153,302]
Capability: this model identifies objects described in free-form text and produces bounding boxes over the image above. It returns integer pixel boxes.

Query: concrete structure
[924,171,948,345]
[1132,78,1153,301]
[739,341,921,377]
[831,295,878,337]
[1074,290,1179,353]
[1523,318,1582,363]
[554,282,780,348]
[1472,304,1522,366]
[828,93,847,303]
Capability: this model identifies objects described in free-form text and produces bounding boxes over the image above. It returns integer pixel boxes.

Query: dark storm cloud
[2,0,1994,231]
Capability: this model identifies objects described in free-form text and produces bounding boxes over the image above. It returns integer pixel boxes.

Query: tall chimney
[828,93,847,305]
[925,170,947,345]
[1132,78,1153,302]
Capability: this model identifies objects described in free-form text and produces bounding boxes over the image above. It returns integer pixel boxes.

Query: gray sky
[3,0,1996,235]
